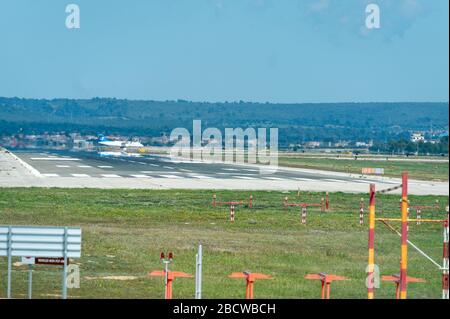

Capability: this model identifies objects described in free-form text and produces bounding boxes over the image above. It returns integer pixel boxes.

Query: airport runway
[0,148,448,195]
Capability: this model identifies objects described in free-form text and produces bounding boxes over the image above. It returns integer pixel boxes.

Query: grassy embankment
[0,188,448,299]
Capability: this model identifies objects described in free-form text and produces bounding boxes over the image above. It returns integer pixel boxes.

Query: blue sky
[0,0,448,103]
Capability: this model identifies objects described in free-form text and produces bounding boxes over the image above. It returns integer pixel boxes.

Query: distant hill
[0,97,448,146]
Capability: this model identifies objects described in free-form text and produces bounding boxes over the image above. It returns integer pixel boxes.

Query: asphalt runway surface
[12,149,390,185]
[1,148,448,195]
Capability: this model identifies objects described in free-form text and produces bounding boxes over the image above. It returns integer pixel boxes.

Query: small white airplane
[98,135,143,148]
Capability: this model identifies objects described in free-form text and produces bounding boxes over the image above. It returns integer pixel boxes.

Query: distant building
[305,141,321,148]
[411,132,425,143]
[355,141,369,147]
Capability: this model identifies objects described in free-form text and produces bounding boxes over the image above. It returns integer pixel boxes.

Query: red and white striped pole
[360,198,365,226]
[443,206,449,299]
[416,208,421,226]
[230,205,235,222]
[301,206,307,225]
[249,195,253,209]
[367,184,376,299]
[325,192,330,212]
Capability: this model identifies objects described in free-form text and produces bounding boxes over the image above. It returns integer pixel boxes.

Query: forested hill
[0,97,448,144]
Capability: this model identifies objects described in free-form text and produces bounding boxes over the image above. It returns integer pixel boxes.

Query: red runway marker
[382,274,425,299]
[305,273,349,299]
[229,272,273,299]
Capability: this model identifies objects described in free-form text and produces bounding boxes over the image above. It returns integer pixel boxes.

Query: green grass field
[278,156,449,181]
[0,188,448,299]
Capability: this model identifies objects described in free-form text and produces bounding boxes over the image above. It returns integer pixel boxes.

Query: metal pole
[164,260,169,299]
[7,226,12,299]
[28,264,33,299]
[195,244,203,299]
[443,214,449,299]
[360,198,365,226]
[367,184,376,299]
[62,227,68,299]
[301,206,307,225]
[399,172,409,299]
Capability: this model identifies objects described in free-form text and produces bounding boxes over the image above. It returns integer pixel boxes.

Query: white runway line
[42,173,59,177]
[30,157,80,161]
[77,165,92,168]
[264,177,285,180]
[137,162,147,165]
[149,164,159,167]
[163,166,175,169]
[101,174,121,178]
[98,166,113,168]
[130,174,151,178]
[223,168,239,171]
[159,174,183,179]
[323,179,346,183]
[296,178,315,181]
[233,176,256,180]
[56,165,70,168]
[189,175,213,179]
[72,174,90,178]
[354,180,374,184]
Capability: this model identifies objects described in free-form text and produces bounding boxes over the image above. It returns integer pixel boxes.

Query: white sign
[0,226,82,258]
[21,256,35,265]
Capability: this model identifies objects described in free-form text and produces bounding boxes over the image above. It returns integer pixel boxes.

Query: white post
[28,264,33,299]
[195,244,203,299]
[443,207,449,299]
[62,227,68,299]
[7,226,12,299]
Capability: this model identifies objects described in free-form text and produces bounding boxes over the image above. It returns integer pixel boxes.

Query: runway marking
[323,179,346,183]
[77,165,92,168]
[296,178,315,181]
[72,174,90,178]
[159,174,183,179]
[101,174,121,178]
[98,166,113,168]
[30,157,80,161]
[233,176,256,180]
[130,174,151,178]
[149,164,159,167]
[42,173,59,177]
[354,180,373,184]
[264,177,285,180]
[137,162,147,165]
[223,168,239,171]
[56,165,70,168]
[163,166,175,169]
[189,175,213,179]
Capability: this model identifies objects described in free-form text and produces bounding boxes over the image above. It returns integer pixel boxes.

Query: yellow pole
[399,172,409,299]
[367,184,376,299]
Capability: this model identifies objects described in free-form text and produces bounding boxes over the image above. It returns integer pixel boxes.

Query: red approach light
[168,252,174,260]
[160,252,165,260]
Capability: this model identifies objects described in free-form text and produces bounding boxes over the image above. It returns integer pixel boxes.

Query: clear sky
[0,0,448,103]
